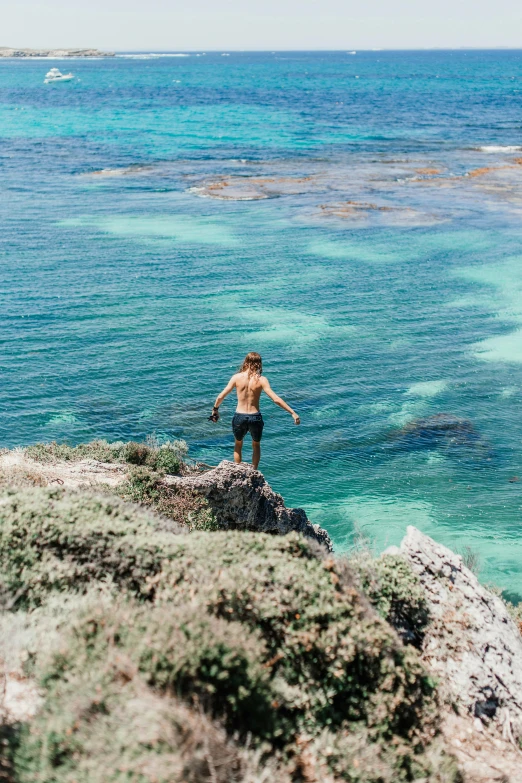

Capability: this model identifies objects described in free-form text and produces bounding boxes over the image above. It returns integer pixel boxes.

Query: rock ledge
[167,460,332,550]
[400,526,522,741]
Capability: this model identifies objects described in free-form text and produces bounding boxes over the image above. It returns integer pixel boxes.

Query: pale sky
[3,0,522,51]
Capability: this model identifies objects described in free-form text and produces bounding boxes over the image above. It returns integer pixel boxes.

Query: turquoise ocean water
[2,50,522,595]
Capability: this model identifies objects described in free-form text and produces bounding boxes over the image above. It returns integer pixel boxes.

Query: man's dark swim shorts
[232,412,264,442]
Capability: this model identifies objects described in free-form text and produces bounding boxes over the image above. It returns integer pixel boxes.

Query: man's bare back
[234,371,264,414]
[209,352,300,469]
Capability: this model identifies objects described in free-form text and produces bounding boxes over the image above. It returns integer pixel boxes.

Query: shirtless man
[209,351,300,469]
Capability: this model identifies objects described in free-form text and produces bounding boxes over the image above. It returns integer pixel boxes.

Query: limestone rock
[166,461,332,550]
[400,526,522,740]
[0,47,113,57]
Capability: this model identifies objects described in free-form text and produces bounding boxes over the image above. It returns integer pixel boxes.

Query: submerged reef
[0,440,521,782]
[385,413,493,462]
[81,149,522,229]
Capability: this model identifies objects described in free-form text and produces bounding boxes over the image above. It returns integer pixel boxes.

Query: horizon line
[107,47,522,52]
[5,46,522,53]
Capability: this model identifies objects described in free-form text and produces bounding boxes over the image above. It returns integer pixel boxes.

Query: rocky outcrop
[166,460,332,550]
[400,526,522,742]
[0,450,331,549]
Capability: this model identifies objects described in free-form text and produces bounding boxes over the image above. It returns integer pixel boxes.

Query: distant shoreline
[0,47,114,58]
[1,48,522,59]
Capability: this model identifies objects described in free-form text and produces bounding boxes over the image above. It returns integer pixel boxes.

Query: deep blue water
[2,50,522,594]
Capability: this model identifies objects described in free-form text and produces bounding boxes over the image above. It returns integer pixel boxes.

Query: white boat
[44,67,74,84]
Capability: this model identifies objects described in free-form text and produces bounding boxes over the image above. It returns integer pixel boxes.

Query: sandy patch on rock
[0,449,127,490]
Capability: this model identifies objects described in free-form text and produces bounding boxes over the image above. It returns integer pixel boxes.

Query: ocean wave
[478,145,522,153]
[82,165,155,177]
[115,53,191,59]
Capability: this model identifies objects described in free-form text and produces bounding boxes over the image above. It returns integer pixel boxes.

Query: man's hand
[208,407,220,423]
[293,413,301,425]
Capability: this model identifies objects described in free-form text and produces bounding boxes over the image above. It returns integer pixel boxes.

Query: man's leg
[252,441,261,470]
[234,439,243,464]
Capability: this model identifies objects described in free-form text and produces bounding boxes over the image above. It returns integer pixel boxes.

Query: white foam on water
[116,53,191,58]
[478,146,522,153]
[499,386,518,398]
[388,399,429,427]
[47,412,79,425]
[405,380,448,397]
[425,452,446,464]
[387,338,413,352]
[311,406,343,420]
[357,401,395,415]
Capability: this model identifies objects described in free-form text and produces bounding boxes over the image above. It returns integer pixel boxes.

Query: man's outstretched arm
[209,375,237,422]
[261,377,300,424]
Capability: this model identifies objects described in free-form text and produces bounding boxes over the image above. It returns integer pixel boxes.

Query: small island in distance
[0,47,114,57]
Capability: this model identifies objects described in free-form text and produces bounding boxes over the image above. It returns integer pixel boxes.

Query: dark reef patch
[385,414,493,463]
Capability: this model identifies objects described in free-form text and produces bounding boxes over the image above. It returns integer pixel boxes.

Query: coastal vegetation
[0,440,462,782]
[25,437,187,474]
[20,438,216,532]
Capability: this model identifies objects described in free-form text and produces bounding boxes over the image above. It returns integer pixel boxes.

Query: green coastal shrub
[120,441,185,473]
[149,540,438,754]
[0,724,22,783]
[18,586,455,782]
[0,488,186,607]
[148,445,185,474]
[25,438,187,475]
[0,488,434,743]
[1,486,459,782]
[41,602,274,739]
[120,467,218,531]
[350,554,430,647]
[15,676,265,783]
